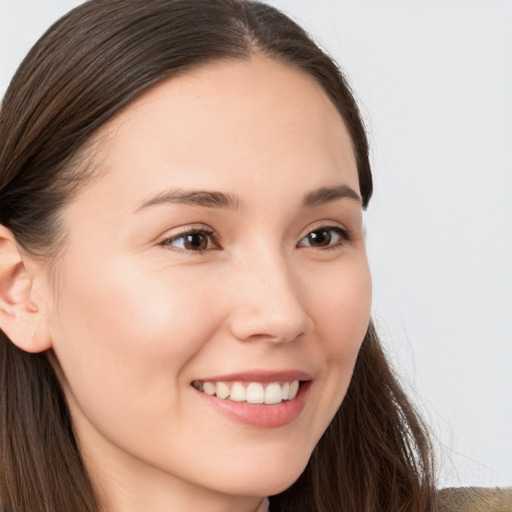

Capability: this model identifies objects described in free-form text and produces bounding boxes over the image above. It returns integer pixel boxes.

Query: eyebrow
[134,189,241,212]
[134,184,361,213]
[302,184,361,207]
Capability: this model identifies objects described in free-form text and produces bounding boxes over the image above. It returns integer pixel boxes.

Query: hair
[0,1,437,511]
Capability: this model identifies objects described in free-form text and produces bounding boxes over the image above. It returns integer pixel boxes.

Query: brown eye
[160,229,219,253]
[307,229,332,247]
[182,232,209,251]
[299,226,347,249]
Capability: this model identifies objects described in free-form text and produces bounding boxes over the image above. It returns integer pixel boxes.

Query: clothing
[1,488,510,511]
[438,487,512,512]
[262,487,512,511]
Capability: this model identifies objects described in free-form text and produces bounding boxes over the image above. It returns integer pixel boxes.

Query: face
[42,57,371,509]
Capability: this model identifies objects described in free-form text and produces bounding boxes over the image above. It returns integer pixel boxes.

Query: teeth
[264,383,282,404]
[193,380,301,404]
[203,382,216,396]
[246,383,264,404]
[282,382,290,400]
[216,382,230,399]
[229,382,246,402]
[289,380,299,400]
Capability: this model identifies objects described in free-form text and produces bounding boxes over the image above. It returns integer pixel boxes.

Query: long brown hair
[0,1,436,510]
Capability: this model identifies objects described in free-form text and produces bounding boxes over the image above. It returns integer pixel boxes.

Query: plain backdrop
[1,0,511,489]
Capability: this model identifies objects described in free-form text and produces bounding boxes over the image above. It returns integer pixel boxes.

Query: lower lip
[193,381,311,428]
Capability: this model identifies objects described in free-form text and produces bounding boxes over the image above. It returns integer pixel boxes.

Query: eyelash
[159,228,220,254]
[159,225,350,254]
[298,225,350,250]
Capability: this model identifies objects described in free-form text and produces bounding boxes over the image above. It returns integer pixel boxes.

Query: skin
[1,56,372,511]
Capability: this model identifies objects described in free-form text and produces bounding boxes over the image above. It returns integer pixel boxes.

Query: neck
[78,429,263,512]
[87,446,265,512]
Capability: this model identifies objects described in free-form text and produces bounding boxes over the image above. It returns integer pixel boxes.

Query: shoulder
[438,487,512,512]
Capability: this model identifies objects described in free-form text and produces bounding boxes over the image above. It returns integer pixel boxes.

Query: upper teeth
[192,380,300,404]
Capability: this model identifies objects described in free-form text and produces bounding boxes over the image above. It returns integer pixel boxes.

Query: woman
[0,1,438,511]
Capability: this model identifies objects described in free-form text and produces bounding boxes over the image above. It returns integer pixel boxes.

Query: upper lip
[192,369,313,383]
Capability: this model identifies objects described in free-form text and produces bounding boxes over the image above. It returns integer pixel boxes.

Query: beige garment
[260,488,512,511]
[438,487,512,512]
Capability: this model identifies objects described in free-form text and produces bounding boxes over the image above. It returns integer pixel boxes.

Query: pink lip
[193,369,313,384]
[191,371,313,428]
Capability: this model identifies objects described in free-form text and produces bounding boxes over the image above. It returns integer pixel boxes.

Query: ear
[0,225,52,353]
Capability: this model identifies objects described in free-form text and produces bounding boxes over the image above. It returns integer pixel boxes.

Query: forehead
[74,56,358,211]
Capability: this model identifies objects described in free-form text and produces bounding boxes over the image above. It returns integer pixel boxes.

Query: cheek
[298,256,372,435]
[312,257,372,359]
[47,258,219,426]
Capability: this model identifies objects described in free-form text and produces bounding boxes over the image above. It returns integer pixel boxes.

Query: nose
[226,250,313,344]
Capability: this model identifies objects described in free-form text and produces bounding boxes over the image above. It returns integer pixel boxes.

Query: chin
[210,452,310,498]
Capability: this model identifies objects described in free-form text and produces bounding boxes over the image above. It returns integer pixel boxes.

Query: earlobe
[0,226,52,353]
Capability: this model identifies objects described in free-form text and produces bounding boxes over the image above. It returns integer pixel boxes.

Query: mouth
[191,379,301,405]
[190,372,312,428]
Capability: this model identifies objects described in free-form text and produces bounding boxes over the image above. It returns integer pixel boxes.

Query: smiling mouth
[191,380,301,405]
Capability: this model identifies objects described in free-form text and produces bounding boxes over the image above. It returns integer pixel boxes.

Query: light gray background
[1,0,511,489]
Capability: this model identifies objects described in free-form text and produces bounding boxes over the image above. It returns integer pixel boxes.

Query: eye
[159,228,220,253]
[298,226,348,250]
